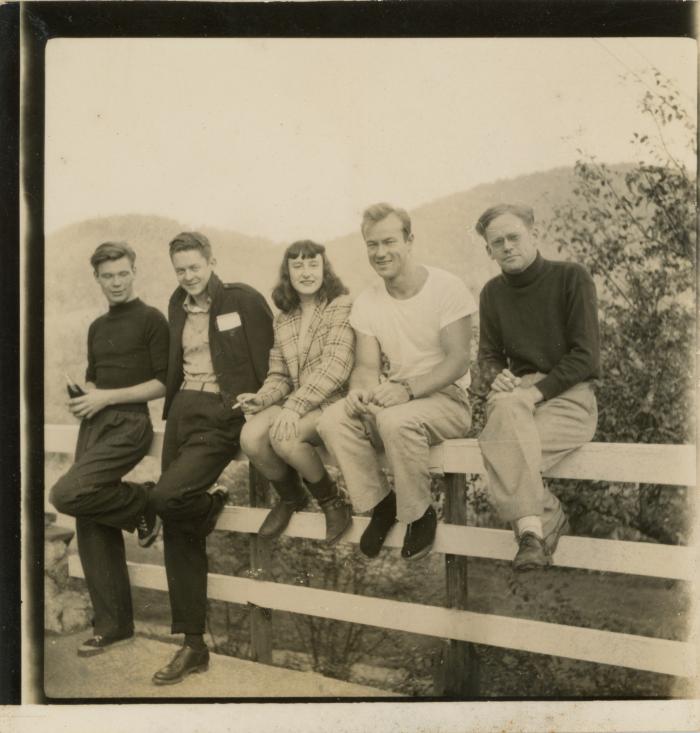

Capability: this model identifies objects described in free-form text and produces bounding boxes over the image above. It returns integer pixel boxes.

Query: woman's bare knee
[241,419,272,459]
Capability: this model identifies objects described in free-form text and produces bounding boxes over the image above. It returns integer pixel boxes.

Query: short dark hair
[361,202,412,240]
[271,240,349,313]
[475,204,535,238]
[169,231,213,261]
[90,241,136,271]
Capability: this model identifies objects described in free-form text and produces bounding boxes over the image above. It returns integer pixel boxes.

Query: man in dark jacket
[150,232,273,685]
[475,204,600,572]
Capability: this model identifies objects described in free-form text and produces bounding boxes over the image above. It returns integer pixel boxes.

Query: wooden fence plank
[47,499,692,580]
[68,556,694,678]
[46,425,696,486]
[214,507,693,581]
[436,440,696,486]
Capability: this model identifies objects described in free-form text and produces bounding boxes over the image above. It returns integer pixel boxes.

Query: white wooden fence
[45,424,697,681]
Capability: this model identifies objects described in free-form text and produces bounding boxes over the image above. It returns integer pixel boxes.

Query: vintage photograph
[17,4,697,728]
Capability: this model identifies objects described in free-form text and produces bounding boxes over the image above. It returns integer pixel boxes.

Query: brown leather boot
[305,472,353,544]
[258,470,308,539]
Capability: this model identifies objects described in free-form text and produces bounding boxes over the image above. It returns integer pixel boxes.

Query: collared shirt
[181,293,218,385]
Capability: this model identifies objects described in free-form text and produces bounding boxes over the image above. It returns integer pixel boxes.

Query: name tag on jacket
[216,312,242,331]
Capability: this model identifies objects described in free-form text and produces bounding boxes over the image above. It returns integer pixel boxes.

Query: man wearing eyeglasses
[475,204,600,571]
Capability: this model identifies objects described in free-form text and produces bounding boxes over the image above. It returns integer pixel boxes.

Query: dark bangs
[286,240,325,260]
[271,239,349,313]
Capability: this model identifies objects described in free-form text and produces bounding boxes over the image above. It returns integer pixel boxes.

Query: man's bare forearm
[349,365,380,392]
[406,351,470,399]
[95,378,166,405]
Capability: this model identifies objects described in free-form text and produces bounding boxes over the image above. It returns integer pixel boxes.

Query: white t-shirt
[350,266,477,391]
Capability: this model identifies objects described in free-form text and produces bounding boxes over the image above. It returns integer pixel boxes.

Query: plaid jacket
[257,294,355,416]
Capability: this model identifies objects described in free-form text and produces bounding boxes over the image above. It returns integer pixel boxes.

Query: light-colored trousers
[317,387,472,524]
[478,375,597,535]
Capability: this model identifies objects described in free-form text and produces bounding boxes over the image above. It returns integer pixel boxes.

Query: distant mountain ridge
[46,165,604,315]
[43,164,623,421]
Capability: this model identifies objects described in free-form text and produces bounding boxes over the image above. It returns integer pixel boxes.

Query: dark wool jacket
[163,272,274,418]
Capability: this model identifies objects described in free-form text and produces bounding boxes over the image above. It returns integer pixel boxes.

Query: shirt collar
[182,293,212,314]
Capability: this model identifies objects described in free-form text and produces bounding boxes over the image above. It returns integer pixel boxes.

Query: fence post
[248,463,273,664]
[435,472,480,696]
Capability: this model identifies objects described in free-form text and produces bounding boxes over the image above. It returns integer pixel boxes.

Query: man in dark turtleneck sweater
[50,241,169,656]
[475,204,600,571]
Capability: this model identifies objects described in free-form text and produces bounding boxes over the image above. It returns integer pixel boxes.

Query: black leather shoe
[513,532,552,571]
[152,645,210,685]
[318,495,353,545]
[360,491,397,558]
[136,482,161,548]
[202,483,230,535]
[544,509,570,556]
[77,631,134,657]
[401,505,437,560]
[258,495,308,539]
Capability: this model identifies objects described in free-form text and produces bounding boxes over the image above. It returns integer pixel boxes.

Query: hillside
[43,165,614,422]
[44,214,280,317]
[323,166,581,297]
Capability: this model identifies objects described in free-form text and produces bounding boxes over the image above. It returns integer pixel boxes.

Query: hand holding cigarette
[233,393,263,414]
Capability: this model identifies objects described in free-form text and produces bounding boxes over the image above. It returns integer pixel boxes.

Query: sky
[45,37,696,243]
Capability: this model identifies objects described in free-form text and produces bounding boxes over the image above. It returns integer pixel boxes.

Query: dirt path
[44,633,401,699]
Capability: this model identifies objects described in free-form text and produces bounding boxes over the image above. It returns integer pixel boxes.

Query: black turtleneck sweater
[85,298,169,409]
[478,252,600,401]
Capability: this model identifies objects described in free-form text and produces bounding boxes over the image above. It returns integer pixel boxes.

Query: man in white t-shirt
[317,203,476,560]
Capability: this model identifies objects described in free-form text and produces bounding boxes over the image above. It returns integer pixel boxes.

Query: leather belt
[180,380,220,394]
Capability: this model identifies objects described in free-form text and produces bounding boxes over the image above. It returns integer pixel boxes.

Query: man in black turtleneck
[50,241,169,656]
[474,204,600,571]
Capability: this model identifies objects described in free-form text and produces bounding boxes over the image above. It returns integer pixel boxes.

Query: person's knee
[149,480,175,516]
[240,419,270,460]
[49,473,79,514]
[316,401,349,444]
[375,408,421,443]
[484,391,523,423]
[490,391,521,406]
[269,431,303,462]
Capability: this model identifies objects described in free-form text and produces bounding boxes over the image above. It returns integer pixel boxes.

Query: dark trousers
[150,390,243,635]
[49,408,153,637]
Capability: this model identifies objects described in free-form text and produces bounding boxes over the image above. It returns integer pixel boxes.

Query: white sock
[515,515,543,538]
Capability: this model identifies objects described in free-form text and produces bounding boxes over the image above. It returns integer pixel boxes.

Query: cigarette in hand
[232,396,254,410]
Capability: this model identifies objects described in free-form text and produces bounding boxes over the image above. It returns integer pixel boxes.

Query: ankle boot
[258,470,308,539]
[305,473,353,544]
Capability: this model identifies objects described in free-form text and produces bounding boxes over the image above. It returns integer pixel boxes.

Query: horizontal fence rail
[216,507,695,581]
[46,423,697,679]
[67,556,695,678]
[45,424,696,486]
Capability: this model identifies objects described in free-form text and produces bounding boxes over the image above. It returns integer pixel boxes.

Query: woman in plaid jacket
[238,240,355,543]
